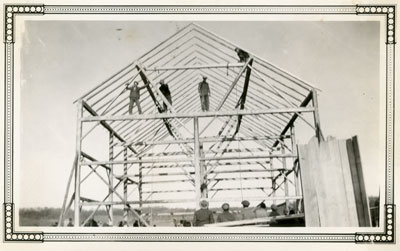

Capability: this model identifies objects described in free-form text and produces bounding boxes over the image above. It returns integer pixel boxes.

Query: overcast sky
[18,20,382,208]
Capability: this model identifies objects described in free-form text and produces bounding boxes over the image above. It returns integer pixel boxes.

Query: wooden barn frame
[59,23,323,227]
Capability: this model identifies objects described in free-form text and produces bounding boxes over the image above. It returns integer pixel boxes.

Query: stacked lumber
[298,136,371,227]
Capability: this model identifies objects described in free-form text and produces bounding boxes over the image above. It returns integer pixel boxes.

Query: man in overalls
[198,76,210,111]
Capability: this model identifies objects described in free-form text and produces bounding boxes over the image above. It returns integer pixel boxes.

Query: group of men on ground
[126,76,210,114]
[192,199,282,227]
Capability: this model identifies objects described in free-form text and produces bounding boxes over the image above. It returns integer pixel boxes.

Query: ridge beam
[144,62,245,71]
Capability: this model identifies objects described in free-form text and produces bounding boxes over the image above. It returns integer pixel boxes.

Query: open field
[19,196,379,227]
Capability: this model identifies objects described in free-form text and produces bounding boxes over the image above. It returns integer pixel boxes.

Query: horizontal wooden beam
[144,62,245,71]
[81,107,315,122]
[141,176,273,185]
[139,148,266,157]
[117,168,287,178]
[142,186,272,194]
[81,195,303,206]
[140,160,272,169]
[201,154,297,161]
[81,158,192,166]
[125,135,290,146]
[81,153,295,166]
[204,214,305,227]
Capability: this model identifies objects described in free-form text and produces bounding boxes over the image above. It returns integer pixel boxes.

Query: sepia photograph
[17,20,382,228]
[1,1,397,247]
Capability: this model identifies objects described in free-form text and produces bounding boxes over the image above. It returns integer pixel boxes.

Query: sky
[17,20,382,209]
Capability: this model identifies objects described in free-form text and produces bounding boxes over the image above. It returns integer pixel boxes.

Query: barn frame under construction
[59,23,323,227]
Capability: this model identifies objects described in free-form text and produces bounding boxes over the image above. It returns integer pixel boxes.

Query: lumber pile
[298,136,371,227]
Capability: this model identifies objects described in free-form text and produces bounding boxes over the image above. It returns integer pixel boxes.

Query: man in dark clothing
[159,79,172,112]
[235,47,250,62]
[269,204,280,217]
[268,204,281,227]
[217,203,236,223]
[67,218,73,227]
[127,81,148,114]
[198,76,210,111]
[193,200,214,226]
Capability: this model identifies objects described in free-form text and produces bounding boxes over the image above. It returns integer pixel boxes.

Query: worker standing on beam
[159,79,172,112]
[127,81,148,114]
[198,76,210,112]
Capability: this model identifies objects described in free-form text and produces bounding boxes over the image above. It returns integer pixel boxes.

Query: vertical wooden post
[194,117,202,208]
[74,100,83,227]
[270,150,276,205]
[291,126,301,213]
[312,89,322,142]
[281,142,289,212]
[108,132,114,226]
[139,158,143,208]
[200,143,207,198]
[123,147,128,223]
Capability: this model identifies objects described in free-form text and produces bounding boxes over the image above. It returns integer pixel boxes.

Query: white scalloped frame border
[2,4,396,243]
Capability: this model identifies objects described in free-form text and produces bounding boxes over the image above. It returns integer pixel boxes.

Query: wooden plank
[58,155,77,226]
[318,138,351,226]
[338,140,359,226]
[81,195,303,206]
[145,62,244,71]
[193,117,202,208]
[74,101,83,227]
[234,58,253,135]
[298,137,321,226]
[346,138,366,227]
[204,214,305,227]
[312,89,323,141]
[81,107,315,121]
[108,133,114,226]
[349,136,371,227]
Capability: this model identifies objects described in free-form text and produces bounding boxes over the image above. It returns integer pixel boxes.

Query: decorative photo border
[2,3,396,243]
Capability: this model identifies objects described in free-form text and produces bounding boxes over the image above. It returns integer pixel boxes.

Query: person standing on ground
[198,76,210,112]
[269,204,280,217]
[217,203,236,223]
[127,81,148,114]
[253,202,269,218]
[240,200,256,220]
[159,79,172,112]
[193,200,214,226]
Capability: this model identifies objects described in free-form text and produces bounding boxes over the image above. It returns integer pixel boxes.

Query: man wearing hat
[217,203,236,223]
[193,200,215,226]
[269,204,280,217]
[127,81,148,114]
[198,76,210,111]
[240,200,255,220]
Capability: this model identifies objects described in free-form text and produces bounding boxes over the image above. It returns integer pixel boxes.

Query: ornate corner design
[356,5,396,44]
[4,4,44,44]
[4,203,43,242]
[355,204,395,243]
